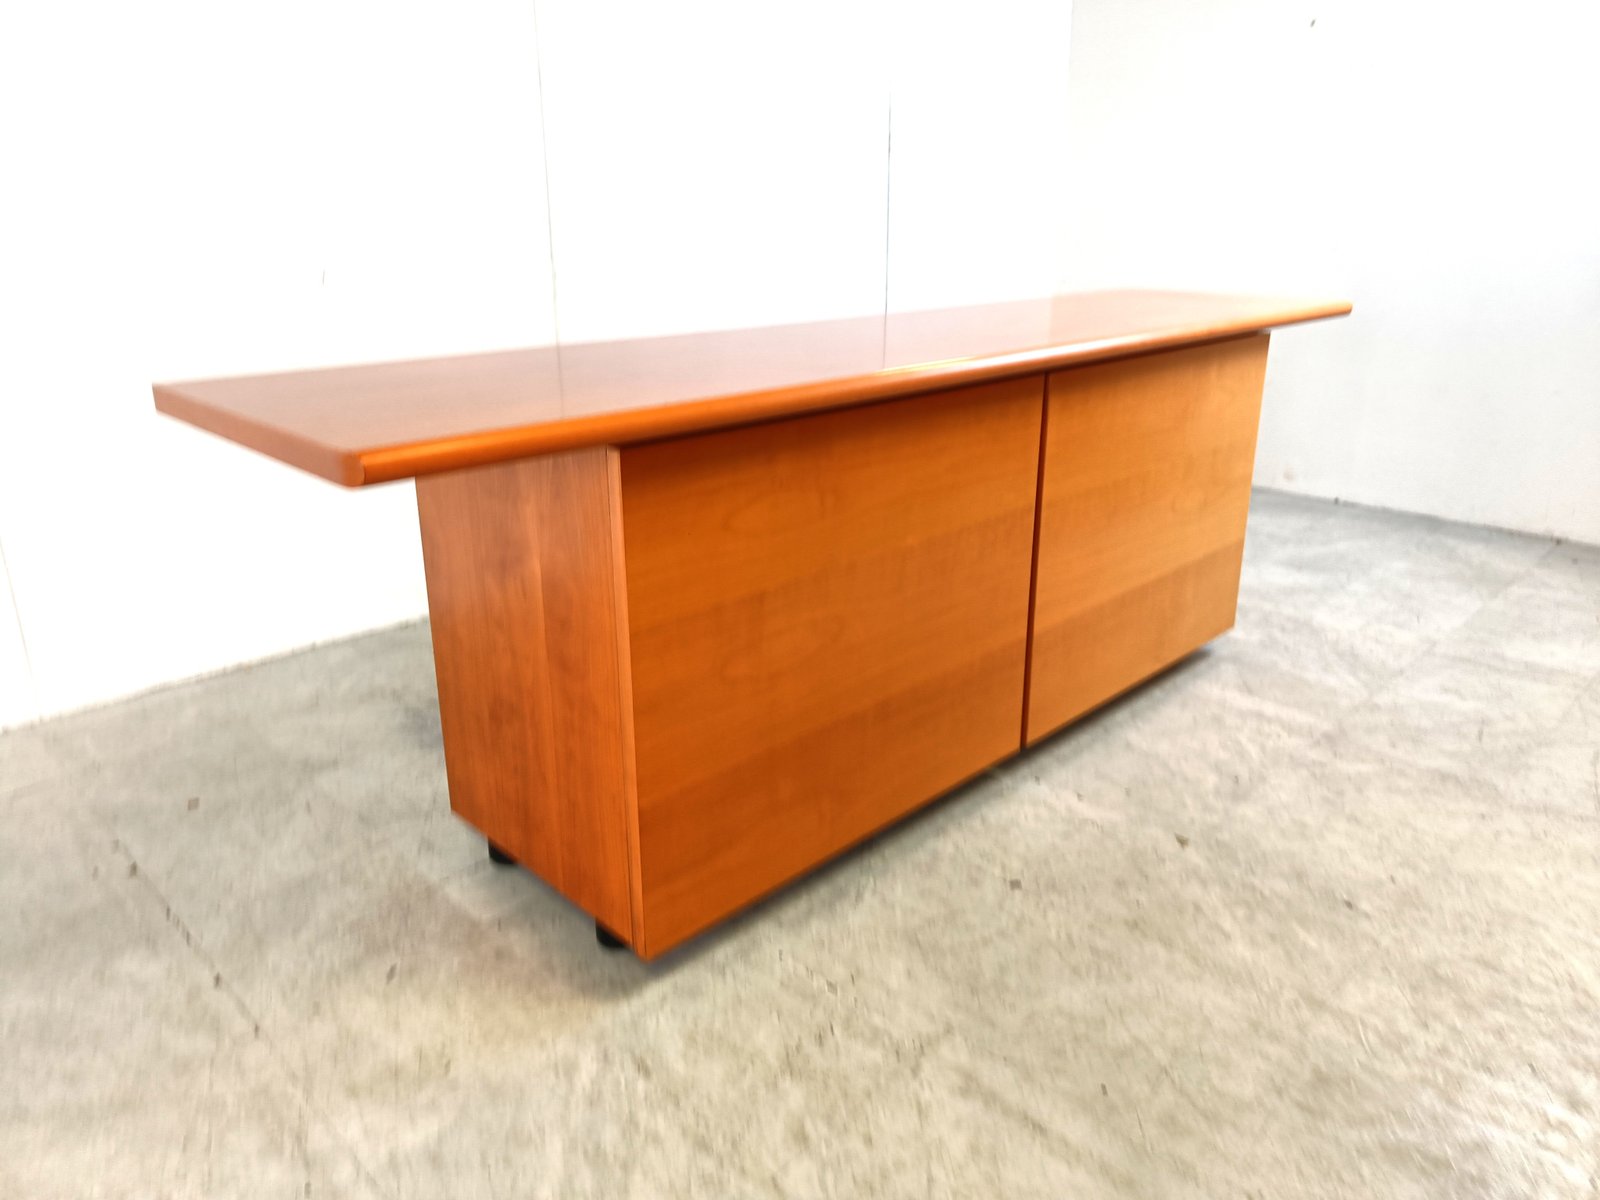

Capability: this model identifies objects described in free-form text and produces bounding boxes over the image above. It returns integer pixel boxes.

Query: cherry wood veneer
[1025,336,1272,742]
[155,291,1349,957]
[619,378,1043,953]
[416,449,639,938]
[154,291,1347,485]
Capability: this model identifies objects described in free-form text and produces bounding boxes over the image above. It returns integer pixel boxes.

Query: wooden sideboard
[154,290,1349,957]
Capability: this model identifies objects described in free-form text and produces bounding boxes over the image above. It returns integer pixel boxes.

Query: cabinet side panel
[603,447,647,943]
[620,378,1043,955]
[1026,335,1270,743]
[416,448,634,934]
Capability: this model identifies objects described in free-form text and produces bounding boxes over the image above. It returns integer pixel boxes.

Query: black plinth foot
[487,840,516,866]
[595,921,627,951]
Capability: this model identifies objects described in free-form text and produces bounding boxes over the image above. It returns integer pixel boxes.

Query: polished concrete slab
[2,489,1597,1198]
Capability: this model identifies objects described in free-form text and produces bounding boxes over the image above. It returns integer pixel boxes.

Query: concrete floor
[2,490,1598,1198]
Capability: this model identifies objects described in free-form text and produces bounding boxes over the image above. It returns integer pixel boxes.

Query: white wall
[0,544,34,730]
[0,1,1073,729]
[1060,0,1600,544]
[536,2,891,342]
[886,5,1074,312]
[533,0,1075,342]
[0,0,557,728]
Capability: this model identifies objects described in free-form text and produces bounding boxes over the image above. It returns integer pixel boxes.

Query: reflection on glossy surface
[153,289,1349,485]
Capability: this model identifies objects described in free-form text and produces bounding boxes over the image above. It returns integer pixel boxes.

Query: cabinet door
[1025,335,1270,744]
[620,378,1043,954]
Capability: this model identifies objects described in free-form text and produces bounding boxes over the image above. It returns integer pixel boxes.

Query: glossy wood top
[153,289,1350,486]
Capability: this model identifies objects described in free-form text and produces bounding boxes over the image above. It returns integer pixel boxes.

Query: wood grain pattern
[619,378,1044,955]
[603,448,647,944]
[416,448,637,939]
[153,291,1348,485]
[1025,336,1271,743]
